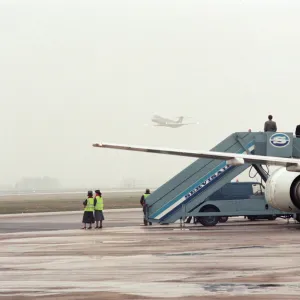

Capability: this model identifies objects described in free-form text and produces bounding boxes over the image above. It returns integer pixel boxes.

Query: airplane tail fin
[177,116,184,123]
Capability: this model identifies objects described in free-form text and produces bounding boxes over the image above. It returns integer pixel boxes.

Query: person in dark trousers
[264,115,277,132]
[94,189,104,229]
[140,188,152,226]
[82,191,95,229]
[295,125,300,138]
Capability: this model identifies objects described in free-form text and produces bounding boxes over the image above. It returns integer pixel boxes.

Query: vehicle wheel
[267,216,277,220]
[219,216,228,223]
[198,206,219,227]
[248,216,256,221]
[296,214,300,223]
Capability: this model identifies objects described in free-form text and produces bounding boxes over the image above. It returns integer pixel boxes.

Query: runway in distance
[92,141,300,215]
[147,114,199,128]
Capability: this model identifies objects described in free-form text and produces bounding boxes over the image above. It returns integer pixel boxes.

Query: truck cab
[208,181,264,201]
[192,181,292,226]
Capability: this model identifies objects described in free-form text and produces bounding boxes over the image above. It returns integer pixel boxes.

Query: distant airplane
[148,115,199,128]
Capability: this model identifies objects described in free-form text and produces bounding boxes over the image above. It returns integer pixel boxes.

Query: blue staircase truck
[144,131,300,226]
[191,181,292,226]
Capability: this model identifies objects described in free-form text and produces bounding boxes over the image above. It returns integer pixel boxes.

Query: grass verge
[0,192,141,214]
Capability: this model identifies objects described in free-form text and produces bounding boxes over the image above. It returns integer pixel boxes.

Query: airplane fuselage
[152,121,184,128]
[151,115,183,128]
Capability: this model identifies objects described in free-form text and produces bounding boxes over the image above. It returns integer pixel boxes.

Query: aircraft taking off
[150,115,199,128]
[92,140,300,215]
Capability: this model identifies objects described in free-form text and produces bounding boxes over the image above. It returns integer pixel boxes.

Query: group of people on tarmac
[87,182,294,227]
[82,188,151,229]
[82,189,104,229]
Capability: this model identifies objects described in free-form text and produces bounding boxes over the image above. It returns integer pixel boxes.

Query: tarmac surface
[1,210,300,299]
[0,208,141,233]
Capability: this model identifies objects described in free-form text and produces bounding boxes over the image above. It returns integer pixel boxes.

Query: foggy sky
[1,0,300,189]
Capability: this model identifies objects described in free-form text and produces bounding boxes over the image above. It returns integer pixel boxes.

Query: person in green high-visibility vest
[82,190,95,229]
[140,188,152,226]
[94,189,104,229]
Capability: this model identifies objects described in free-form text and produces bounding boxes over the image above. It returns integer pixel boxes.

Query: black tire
[248,216,256,221]
[296,214,300,223]
[198,206,219,227]
[219,216,228,223]
[267,216,277,220]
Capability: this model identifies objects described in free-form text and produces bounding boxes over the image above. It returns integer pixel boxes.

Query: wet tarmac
[1,211,300,299]
[0,208,141,233]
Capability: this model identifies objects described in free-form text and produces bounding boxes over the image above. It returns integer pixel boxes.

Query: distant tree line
[121,178,136,189]
[15,176,62,191]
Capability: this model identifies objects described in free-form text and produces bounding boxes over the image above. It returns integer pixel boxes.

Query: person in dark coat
[295,125,300,138]
[264,115,277,132]
[140,188,152,226]
[82,190,95,229]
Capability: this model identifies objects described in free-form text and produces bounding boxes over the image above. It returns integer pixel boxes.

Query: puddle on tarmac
[158,245,271,256]
[202,283,294,293]
[211,245,272,251]
[248,284,282,289]
[227,245,269,250]
[157,251,208,257]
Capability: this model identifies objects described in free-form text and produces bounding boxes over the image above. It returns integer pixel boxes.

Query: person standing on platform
[94,189,104,229]
[264,115,277,132]
[82,190,95,229]
[295,124,300,138]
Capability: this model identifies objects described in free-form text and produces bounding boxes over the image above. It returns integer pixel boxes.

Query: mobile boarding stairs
[144,132,300,225]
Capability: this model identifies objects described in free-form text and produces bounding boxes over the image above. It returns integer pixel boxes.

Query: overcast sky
[1,0,300,189]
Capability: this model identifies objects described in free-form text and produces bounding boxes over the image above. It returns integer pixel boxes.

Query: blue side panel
[293,137,300,158]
